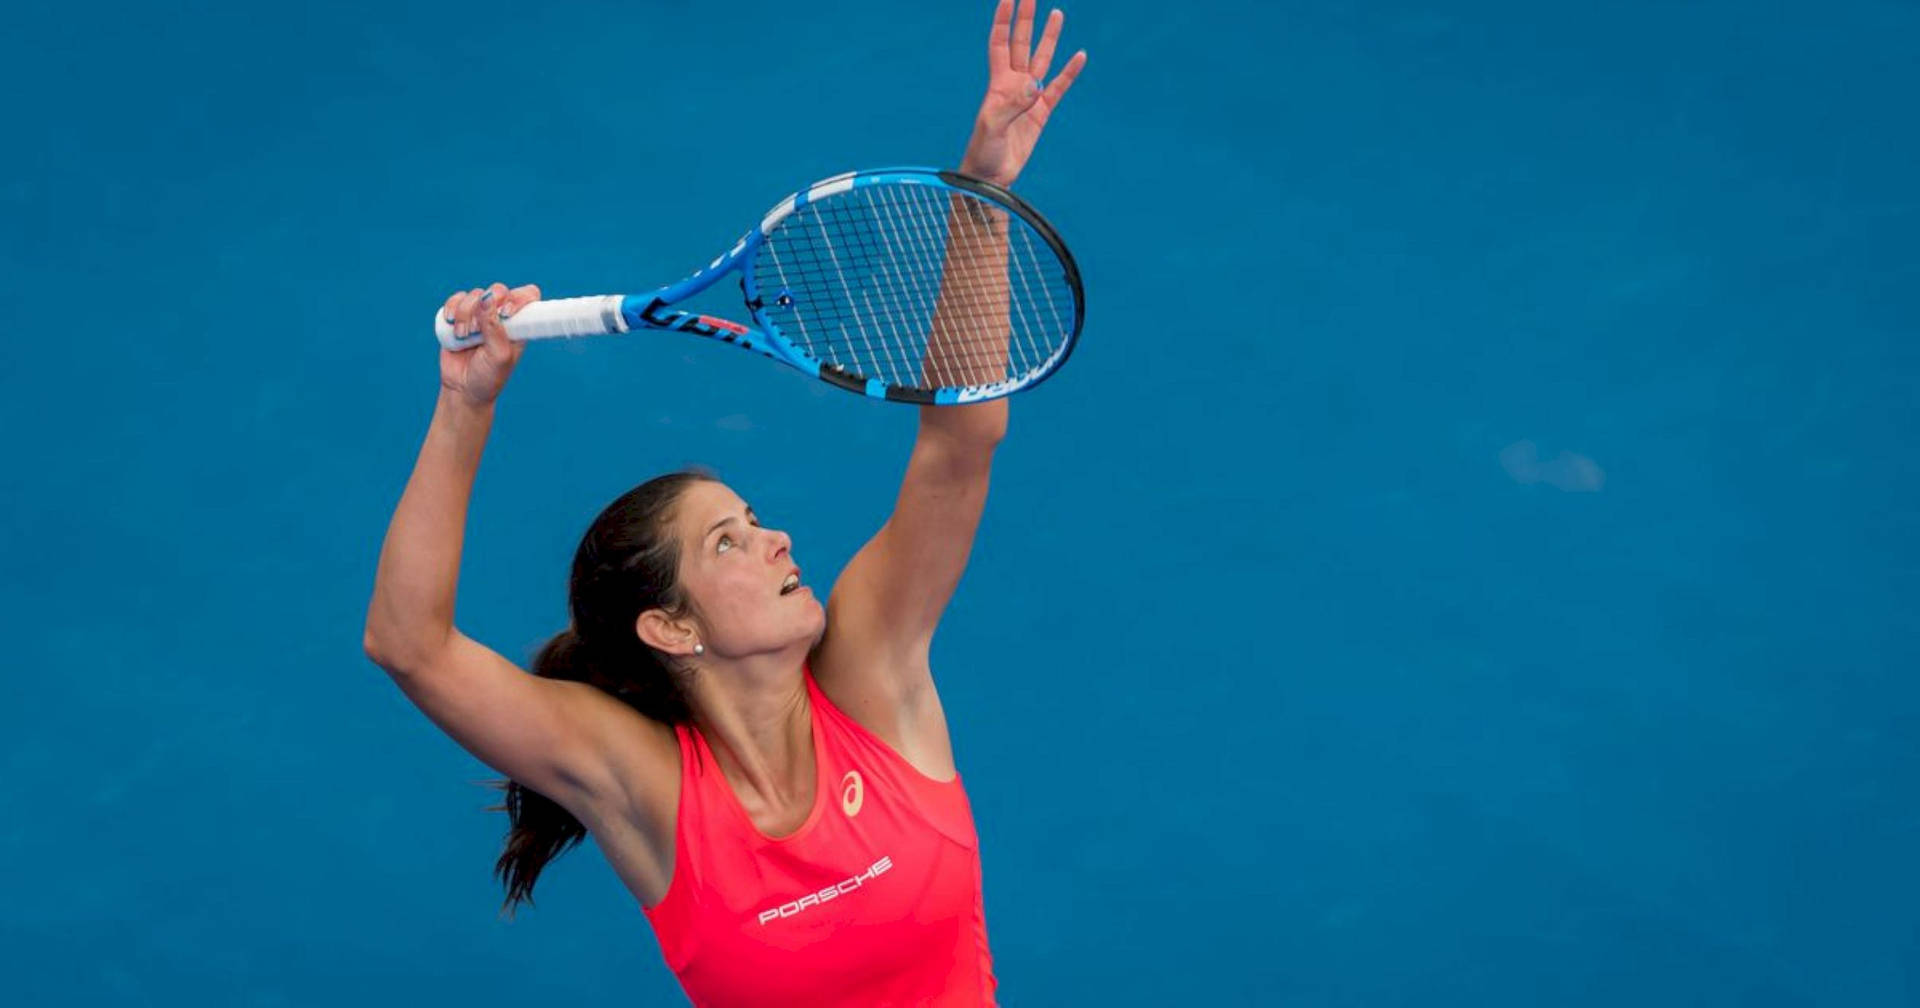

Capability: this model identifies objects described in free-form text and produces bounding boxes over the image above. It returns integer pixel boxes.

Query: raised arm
[814,0,1085,720]
[363,283,674,821]
[921,0,1083,453]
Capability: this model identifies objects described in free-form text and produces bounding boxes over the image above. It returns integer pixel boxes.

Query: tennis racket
[435,168,1083,405]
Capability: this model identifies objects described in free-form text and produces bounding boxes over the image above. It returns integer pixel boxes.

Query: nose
[766,527,792,561]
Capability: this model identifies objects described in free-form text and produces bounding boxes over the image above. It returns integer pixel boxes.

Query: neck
[685,647,814,808]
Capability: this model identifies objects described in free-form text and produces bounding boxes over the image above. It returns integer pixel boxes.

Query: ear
[636,608,700,656]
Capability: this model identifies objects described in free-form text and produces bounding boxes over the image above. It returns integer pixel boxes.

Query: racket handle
[434,294,629,350]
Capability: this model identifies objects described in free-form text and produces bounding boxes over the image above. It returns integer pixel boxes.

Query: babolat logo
[756,856,893,925]
[639,298,734,339]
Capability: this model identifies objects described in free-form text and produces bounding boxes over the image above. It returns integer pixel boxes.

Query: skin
[637,480,832,836]
[418,0,1086,907]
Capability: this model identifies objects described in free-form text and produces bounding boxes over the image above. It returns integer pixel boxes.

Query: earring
[692,643,704,656]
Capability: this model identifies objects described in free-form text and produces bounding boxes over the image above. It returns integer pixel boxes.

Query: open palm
[962,0,1088,188]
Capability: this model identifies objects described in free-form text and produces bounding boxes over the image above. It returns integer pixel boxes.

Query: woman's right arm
[363,283,672,821]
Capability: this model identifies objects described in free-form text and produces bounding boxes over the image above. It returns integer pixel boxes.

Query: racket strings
[753,182,1075,392]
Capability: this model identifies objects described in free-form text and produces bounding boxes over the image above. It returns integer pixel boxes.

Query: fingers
[473,282,515,356]
[1029,8,1064,81]
[1041,48,1087,107]
[505,283,542,311]
[444,282,535,348]
[1010,0,1034,72]
[445,287,485,339]
[987,0,1012,73]
[442,290,468,330]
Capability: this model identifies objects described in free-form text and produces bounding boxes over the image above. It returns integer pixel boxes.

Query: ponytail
[485,470,714,919]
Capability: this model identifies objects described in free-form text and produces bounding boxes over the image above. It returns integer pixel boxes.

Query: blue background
[3,0,1916,1004]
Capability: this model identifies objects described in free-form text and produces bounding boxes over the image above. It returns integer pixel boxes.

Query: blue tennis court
[3,0,1915,1004]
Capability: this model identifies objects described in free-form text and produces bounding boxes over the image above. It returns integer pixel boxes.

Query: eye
[716,533,735,553]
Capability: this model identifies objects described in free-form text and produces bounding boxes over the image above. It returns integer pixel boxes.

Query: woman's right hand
[439,282,542,406]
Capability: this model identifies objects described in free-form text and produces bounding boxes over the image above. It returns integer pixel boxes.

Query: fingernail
[497,307,512,321]
[479,290,494,303]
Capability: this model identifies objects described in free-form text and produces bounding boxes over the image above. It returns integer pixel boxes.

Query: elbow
[362,627,402,673]
[362,621,445,676]
[363,589,455,673]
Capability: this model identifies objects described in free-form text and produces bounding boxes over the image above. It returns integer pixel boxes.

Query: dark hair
[485,467,718,919]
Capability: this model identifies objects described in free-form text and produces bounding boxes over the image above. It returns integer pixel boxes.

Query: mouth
[779,568,804,596]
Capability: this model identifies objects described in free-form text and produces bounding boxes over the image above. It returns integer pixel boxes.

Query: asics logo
[841,771,864,817]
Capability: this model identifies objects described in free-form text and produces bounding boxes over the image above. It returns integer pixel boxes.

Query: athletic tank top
[643,667,997,1007]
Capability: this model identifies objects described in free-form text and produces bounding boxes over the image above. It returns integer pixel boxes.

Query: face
[649,481,825,659]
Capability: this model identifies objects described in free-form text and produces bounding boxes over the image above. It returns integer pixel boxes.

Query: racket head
[739,168,1084,404]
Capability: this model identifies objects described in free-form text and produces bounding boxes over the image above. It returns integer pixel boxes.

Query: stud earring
[692,643,704,656]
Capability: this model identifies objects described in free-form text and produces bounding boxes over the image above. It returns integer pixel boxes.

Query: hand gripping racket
[434,168,1083,404]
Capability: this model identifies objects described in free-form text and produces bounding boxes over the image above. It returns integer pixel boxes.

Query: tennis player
[362,3,1085,1004]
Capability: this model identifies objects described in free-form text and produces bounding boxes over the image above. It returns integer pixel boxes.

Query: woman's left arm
[819,0,1085,707]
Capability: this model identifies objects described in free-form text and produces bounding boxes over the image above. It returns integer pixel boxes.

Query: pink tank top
[643,667,997,1006]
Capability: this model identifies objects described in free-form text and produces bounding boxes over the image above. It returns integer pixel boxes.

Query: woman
[361,3,1086,1004]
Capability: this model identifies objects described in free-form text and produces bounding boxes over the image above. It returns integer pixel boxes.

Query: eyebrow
[704,506,756,542]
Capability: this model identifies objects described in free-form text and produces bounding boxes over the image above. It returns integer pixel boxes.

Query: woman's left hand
[959,0,1088,189]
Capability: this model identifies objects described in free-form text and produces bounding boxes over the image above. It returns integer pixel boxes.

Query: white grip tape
[435,294,629,350]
